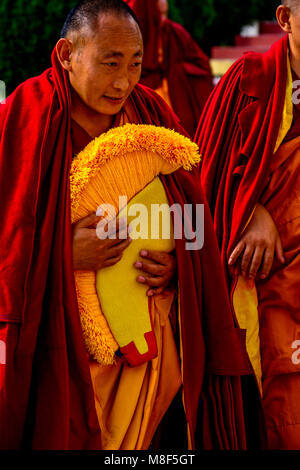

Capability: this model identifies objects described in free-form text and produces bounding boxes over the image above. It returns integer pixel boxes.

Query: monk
[127,0,213,137]
[196,0,300,451]
[0,0,253,450]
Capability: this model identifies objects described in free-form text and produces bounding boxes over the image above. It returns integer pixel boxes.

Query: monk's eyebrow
[102,50,143,59]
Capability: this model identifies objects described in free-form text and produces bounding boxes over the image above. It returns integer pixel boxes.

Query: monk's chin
[100,97,126,113]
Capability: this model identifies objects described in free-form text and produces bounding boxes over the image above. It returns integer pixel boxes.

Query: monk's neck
[71,110,114,139]
[289,37,300,79]
[70,90,114,139]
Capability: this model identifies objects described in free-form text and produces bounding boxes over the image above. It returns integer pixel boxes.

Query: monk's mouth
[103,96,125,104]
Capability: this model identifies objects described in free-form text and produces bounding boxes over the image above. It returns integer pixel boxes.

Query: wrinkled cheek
[85,88,102,108]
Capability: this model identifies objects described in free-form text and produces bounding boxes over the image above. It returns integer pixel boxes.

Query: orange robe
[89,293,181,450]
[258,136,300,449]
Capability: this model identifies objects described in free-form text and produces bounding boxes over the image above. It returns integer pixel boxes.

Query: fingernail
[138,276,146,283]
[261,274,266,279]
[228,258,233,265]
[140,250,148,257]
[135,262,142,269]
[147,290,154,297]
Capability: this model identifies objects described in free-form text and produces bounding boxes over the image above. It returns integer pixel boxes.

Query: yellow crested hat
[70,123,200,367]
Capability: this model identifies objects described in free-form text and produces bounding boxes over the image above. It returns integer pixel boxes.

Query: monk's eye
[131,62,142,68]
[102,62,118,67]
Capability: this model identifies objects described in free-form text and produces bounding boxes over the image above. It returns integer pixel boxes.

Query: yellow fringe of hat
[70,123,200,215]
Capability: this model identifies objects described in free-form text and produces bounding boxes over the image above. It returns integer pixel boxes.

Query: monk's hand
[228,203,285,280]
[72,213,132,271]
[134,250,177,297]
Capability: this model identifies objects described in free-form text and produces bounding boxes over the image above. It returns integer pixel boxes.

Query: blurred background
[0,0,281,94]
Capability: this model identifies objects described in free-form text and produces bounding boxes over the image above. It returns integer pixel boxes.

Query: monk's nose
[113,76,129,92]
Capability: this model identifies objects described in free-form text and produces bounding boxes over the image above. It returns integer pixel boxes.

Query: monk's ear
[56,38,74,71]
[277,5,292,34]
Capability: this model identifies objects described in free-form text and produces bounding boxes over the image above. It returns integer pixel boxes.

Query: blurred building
[210,21,285,85]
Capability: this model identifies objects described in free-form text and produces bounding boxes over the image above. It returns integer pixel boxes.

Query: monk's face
[289,6,300,53]
[277,4,300,55]
[157,0,168,16]
[67,13,143,117]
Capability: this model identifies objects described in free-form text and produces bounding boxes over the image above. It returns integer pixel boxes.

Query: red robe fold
[195,34,291,449]
[0,46,251,450]
[195,35,289,278]
[128,0,213,137]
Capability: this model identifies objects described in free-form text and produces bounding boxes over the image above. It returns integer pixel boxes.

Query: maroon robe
[195,34,292,449]
[195,35,289,279]
[128,0,213,137]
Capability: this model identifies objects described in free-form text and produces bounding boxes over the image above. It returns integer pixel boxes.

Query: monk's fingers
[139,249,175,267]
[275,234,285,264]
[94,239,131,265]
[146,286,165,297]
[96,225,131,246]
[113,217,131,236]
[103,232,131,246]
[228,241,246,266]
[75,213,102,229]
[134,259,168,277]
[102,238,132,258]
[259,246,275,280]
[137,251,176,286]
[240,245,255,277]
[102,256,123,268]
[136,274,167,289]
[248,246,265,279]
[96,217,130,241]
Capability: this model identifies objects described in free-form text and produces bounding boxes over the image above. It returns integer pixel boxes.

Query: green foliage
[0,0,282,94]
[0,0,78,94]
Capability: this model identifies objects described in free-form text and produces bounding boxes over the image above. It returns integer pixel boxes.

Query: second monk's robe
[256,88,300,448]
[195,34,300,449]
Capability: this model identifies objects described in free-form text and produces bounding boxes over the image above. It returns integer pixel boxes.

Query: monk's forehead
[87,12,143,51]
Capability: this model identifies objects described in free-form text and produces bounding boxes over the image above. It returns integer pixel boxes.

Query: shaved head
[56,2,143,132]
[283,0,300,13]
[61,0,140,40]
